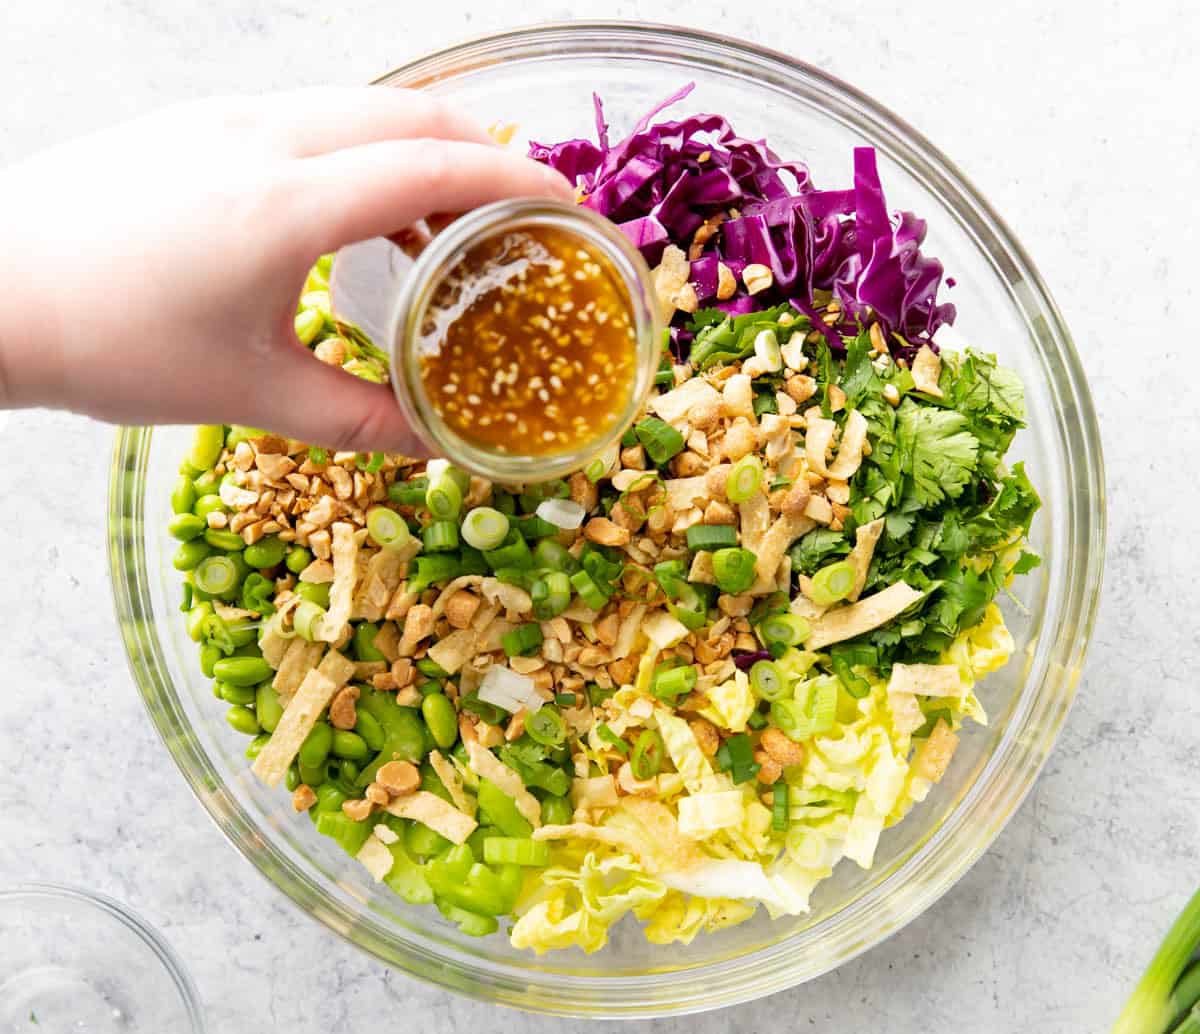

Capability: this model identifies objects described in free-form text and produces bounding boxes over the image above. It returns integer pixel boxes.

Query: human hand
[0,88,573,452]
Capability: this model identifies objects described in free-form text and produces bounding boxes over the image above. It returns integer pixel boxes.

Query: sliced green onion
[749,660,789,702]
[293,600,326,642]
[596,723,629,755]
[194,555,241,597]
[759,612,811,648]
[407,554,460,593]
[652,663,697,701]
[771,678,838,740]
[501,623,544,658]
[831,648,871,699]
[482,837,551,867]
[630,729,665,780]
[531,572,572,621]
[554,692,577,708]
[809,560,857,607]
[634,417,685,465]
[667,582,709,631]
[422,520,459,553]
[686,524,739,552]
[722,733,759,784]
[533,539,575,573]
[653,559,687,597]
[569,569,610,611]
[461,692,507,726]
[525,707,567,747]
[388,476,428,507]
[366,506,413,551]
[711,547,758,594]
[426,472,463,521]
[294,308,324,345]
[772,782,789,831]
[307,446,329,466]
[483,529,533,571]
[726,455,764,504]
[512,514,559,539]
[461,507,509,551]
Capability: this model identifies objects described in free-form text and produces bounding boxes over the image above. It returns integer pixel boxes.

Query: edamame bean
[331,730,369,761]
[213,656,273,687]
[185,602,213,642]
[192,471,221,498]
[171,475,197,515]
[204,529,245,552]
[285,762,301,792]
[187,425,225,472]
[315,784,346,814]
[285,547,312,574]
[245,733,270,760]
[193,494,226,520]
[174,540,212,572]
[422,693,458,750]
[217,680,256,706]
[338,759,360,783]
[244,537,287,569]
[298,760,326,787]
[228,621,257,649]
[255,682,284,734]
[541,796,572,826]
[199,644,222,678]
[232,641,263,659]
[168,513,206,541]
[298,721,334,769]
[353,710,385,752]
[296,582,330,608]
[353,623,386,663]
[225,705,260,736]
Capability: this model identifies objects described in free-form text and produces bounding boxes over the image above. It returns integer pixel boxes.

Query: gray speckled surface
[0,2,1194,1031]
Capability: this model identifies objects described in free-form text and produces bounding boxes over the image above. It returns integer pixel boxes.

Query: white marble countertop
[1,2,1195,1031]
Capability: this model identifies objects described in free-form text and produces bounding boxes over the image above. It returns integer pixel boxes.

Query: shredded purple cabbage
[733,650,772,671]
[529,84,956,344]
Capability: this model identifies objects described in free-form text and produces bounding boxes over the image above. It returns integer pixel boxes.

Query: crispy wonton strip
[649,376,722,427]
[826,409,869,481]
[806,581,925,650]
[887,663,964,698]
[385,791,477,844]
[317,522,358,643]
[466,740,542,828]
[613,603,647,660]
[688,551,715,585]
[316,648,356,688]
[356,834,394,882]
[260,625,291,669]
[430,575,485,619]
[847,517,885,601]
[738,492,771,555]
[251,669,337,787]
[273,639,324,698]
[429,750,475,815]
[751,513,816,588]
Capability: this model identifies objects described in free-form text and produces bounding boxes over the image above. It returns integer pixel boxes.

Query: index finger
[258,86,495,157]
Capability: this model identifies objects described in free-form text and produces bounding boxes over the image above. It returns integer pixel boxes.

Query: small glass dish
[0,883,205,1033]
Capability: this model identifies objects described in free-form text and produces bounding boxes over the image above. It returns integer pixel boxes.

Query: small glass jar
[331,199,662,481]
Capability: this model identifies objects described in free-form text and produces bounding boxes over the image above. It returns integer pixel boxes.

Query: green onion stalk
[1113,885,1200,1033]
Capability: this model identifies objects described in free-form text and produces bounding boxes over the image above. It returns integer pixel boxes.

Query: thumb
[249,343,431,456]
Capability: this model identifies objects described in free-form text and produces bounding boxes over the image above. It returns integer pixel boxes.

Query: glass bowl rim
[107,20,1105,1018]
[0,881,206,1032]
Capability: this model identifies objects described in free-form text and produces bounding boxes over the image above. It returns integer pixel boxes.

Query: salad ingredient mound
[173,88,1039,954]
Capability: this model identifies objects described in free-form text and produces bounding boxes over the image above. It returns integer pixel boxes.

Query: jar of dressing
[331,199,663,482]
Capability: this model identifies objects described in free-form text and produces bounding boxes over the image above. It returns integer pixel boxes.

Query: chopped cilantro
[897,400,980,507]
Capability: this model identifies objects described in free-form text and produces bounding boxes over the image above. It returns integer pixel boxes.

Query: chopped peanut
[694,632,734,665]
[314,338,346,366]
[620,444,647,470]
[365,783,390,806]
[342,798,374,822]
[754,750,783,785]
[608,656,637,686]
[742,263,773,295]
[785,374,818,405]
[702,500,736,525]
[568,471,599,512]
[715,261,737,301]
[292,784,318,812]
[722,419,758,462]
[671,451,707,477]
[594,612,620,647]
[689,718,721,757]
[329,685,359,730]
[584,517,631,547]
[444,590,481,630]
[505,710,527,742]
[760,727,806,767]
[717,594,754,617]
[376,760,420,797]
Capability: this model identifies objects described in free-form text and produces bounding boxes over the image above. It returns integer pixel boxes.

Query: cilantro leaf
[952,350,1026,422]
[1011,551,1042,575]
[839,329,880,405]
[788,528,851,575]
[896,400,980,506]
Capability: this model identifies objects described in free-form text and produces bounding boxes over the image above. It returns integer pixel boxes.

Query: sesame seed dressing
[417,225,638,456]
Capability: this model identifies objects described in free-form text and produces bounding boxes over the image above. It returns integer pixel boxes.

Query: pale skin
[0,87,574,453]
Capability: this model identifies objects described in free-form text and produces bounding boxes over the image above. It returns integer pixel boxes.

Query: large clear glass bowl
[107,22,1105,1018]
